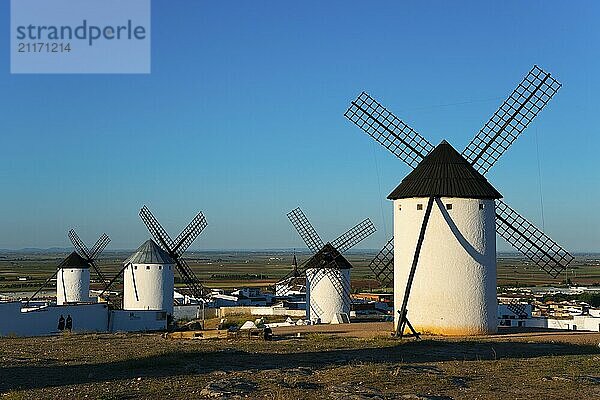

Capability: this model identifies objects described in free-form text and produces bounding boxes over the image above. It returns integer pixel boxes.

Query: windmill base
[394,310,420,340]
[405,324,498,336]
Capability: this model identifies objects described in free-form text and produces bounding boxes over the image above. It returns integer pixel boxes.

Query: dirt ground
[274,322,600,344]
[1,324,599,399]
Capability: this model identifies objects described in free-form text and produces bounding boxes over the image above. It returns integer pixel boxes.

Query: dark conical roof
[388,140,502,200]
[58,251,90,268]
[304,243,353,270]
[124,239,175,265]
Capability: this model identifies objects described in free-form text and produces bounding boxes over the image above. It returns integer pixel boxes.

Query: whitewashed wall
[174,305,219,320]
[306,268,350,324]
[0,302,108,337]
[109,310,167,332]
[573,315,600,332]
[0,302,173,337]
[394,197,497,335]
[123,263,174,314]
[56,267,90,305]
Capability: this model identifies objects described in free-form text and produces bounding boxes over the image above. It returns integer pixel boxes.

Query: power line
[371,140,387,238]
[534,127,546,231]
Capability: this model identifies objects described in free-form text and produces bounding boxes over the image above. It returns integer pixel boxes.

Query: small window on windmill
[446,203,452,210]
[146,266,150,270]
[398,204,402,211]
[134,265,137,270]
[479,203,484,210]
[417,204,423,211]
[158,265,162,270]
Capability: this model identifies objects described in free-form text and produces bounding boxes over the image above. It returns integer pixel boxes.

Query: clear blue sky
[0,1,598,251]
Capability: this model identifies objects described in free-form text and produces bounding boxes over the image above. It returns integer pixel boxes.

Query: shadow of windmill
[1,338,598,393]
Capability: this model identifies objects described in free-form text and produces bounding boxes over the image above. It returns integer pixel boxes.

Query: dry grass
[1,327,599,399]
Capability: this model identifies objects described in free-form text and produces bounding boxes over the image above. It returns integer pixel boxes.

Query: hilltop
[1,324,599,399]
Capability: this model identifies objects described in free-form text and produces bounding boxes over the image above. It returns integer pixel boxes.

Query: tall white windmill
[345,65,574,337]
[100,206,209,309]
[123,239,176,314]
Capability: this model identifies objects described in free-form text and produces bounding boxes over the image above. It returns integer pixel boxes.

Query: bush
[542,293,600,307]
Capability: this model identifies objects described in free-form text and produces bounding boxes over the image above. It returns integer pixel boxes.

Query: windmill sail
[139,205,175,250]
[495,200,573,278]
[368,237,394,287]
[287,207,324,254]
[139,205,208,299]
[330,218,376,254]
[173,212,208,256]
[68,229,109,282]
[462,65,561,175]
[174,257,205,299]
[345,92,434,168]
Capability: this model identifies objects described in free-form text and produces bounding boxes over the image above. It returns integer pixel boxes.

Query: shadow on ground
[1,339,598,393]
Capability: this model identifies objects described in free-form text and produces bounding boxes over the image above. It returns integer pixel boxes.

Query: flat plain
[1,251,599,296]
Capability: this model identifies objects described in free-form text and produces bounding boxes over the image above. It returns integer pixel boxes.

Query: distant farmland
[0,250,598,296]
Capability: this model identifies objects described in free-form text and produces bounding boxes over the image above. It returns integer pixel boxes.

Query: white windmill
[56,251,92,305]
[122,239,176,314]
[345,65,574,337]
[279,207,376,324]
[26,231,111,306]
[100,205,208,315]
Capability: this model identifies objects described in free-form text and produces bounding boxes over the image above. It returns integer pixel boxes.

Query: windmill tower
[98,206,208,312]
[344,65,574,336]
[27,231,111,306]
[123,239,176,314]
[279,207,376,323]
[56,252,92,305]
[138,205,208,300]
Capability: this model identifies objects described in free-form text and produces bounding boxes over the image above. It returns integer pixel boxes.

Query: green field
[0,250,598,296]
